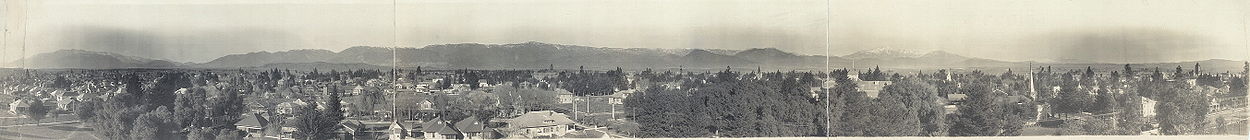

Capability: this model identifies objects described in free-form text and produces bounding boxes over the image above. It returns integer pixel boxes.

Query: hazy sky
[1,0,1247,63]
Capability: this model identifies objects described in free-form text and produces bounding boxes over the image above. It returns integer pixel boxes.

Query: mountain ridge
[13,42,1247,72]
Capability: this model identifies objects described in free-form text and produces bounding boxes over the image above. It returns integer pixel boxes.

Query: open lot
[0,122,101,140]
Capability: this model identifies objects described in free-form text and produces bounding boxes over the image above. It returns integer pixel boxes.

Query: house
[856,81,892,98]
[50,90,79,102]
[76,91,99,102]
[235,114,269,138]
[8,99,30,115]
[1142,97,1157,118]
[604,89,634,105]
[501,110,576,138]
[389,121,423,140]
[351,85,366,96]
[340,120,391,137]
[943,105,959,114]
[56,98,78,111]
[946,94,968,104]
[341,121,365,136]
[556,89,576,104]
[276,99,310,116]
[998,95,1030,105]
[394,95,437,121]
[478,82,493,88]
[422,117,463,139]
[455,116,495,139]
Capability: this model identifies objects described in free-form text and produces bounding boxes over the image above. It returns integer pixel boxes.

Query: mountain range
[7,50,182,69]
[9,42,1248,72]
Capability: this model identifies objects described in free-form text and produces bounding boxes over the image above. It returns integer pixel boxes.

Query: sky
[0,0,1247,64]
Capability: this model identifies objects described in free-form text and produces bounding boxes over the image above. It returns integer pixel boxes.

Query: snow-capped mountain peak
[843,47,927,59]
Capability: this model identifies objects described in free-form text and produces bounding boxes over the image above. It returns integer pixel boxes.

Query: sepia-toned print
[0,0,1246,140]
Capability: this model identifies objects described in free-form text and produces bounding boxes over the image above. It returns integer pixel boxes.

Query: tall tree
[1155,84,1211,135]
[292,103,339,140]
[25,99,49,122]
[130,106,177,140]
[949,82,1025,136]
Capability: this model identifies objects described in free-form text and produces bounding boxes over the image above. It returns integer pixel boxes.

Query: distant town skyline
[1,0,1247,63]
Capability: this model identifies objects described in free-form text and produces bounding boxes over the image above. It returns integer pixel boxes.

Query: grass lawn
[0,122,102,140]
[0,114,79,126]
[1020,126,1060,136]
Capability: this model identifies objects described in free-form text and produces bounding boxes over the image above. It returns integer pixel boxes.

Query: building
[501,111,576,138]
[556,89,576,104]
[454,116,497,139]
[946,94,969,104]
[235,114,270,138]
[56,98,78,111]
[604,89,634,105]
[421,117,463,139]
[1142,97,1158,118]
[351,85,366,96]
[856,81,892,98]
[50,90,79,103]
[8,99,30,115]
[276,99,310,116]
[394,95,437,120]
[389,121,422,140]
[341,120,390,137]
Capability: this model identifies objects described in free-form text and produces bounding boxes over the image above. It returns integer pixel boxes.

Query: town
[0,62,1244,139]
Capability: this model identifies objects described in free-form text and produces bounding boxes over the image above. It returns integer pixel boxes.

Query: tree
[877,79,946,136]
[174,88,208,129]
[74,99,99,121]
[130,106,177,140]
[148,72,192,108]
[1116,86,1146,134]
[93,105,143,139]
[25,99,49,122]
[1059,117,1116,135]
[215,128,246,140]
[949,82,1025,136]
[1092,87,1118,113]
[187,128,217,140]
[1124,64,1135,76]
[52,76,72,89]
[1155,84,1210,135]
[292,96,344,140]
[324,90,345,121]
[1054,76,1094,114]
[864,98,922,136]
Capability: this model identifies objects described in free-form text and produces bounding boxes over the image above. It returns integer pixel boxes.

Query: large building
[499,110,576,138]
[856,81,892,98]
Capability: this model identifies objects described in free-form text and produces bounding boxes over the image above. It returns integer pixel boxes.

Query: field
[0,122,101,140]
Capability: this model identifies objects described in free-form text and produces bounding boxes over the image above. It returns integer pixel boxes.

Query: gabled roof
[507,111,575,129]
[51,90,79,97]
[454,116,488,133]
[236,114,269,128]
[341,120,364,132]
[393,121,420,130]
[421,117,460,134]
[9,100,30,108]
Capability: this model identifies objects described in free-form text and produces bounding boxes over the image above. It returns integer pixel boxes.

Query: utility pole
[823,0,832,136]
[390,0,399,123]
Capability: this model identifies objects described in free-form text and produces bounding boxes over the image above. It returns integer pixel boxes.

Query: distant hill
[19,42,1246,72]
[10,50,181,69]
[833,49,1020,69]
[196,42,834,70]
[842,47,926,59]
[247,62,390,72]
[198,49,338,68]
